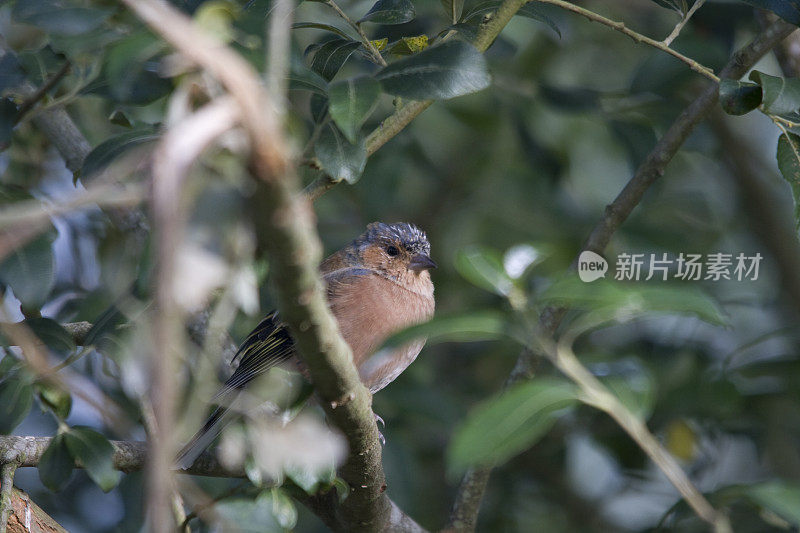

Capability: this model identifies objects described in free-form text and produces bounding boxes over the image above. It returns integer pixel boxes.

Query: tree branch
[447,18,797,532]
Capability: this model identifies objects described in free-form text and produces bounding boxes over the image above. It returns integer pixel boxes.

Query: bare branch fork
[447,17,797,533]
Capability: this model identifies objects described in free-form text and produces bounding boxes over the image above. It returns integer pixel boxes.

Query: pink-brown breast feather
[324,268,434,392]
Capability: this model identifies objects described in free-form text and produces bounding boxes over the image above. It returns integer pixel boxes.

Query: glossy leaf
[328,77,381,143]
[313,123,366,183]
[64,427,121,492]
[737,0,800,26]
[291,22,354,40]
[310,39,362,81]
[359,0,416,24]
[718,79,762,116]
[376,40,491,100]
[382,310,514,349]
[288,63,329,94]
[749,71,800,118]
[776,132,800,230]
[38,435,74,491]
[448,378,579,474]
[81,128,160,179]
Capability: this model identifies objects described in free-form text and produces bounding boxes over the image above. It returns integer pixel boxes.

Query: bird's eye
[386,245,399,257]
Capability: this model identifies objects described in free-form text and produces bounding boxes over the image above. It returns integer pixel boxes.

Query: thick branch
[447,18,797,531]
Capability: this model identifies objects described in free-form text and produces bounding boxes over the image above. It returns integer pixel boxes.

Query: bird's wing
[218,311,295,395]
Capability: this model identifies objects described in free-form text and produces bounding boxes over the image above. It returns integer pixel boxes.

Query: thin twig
[536,0,717,81]
[0,463,16,533]
[662,0,706,46]
[325,0,387,67]
[14,60,72,124]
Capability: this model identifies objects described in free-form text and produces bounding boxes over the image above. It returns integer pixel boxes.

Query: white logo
[578,251,608,282]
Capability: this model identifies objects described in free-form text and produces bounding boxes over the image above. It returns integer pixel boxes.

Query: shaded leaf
[448,378,579,474]
[214,498,282,532]
[313,123,366,183]
[64,427,121,492]
[13,0,112,36]
[81,128,160,179]
[382,310,514,349]
[648,0,687,14]
[744,480,800,525]
[359,0,416,24]
[0,53,26,93]
[749,71,800,118]
[310,39,362,81]
[456,246,515,297]
[328,77,381,143]
[539,277,727,326]
[36,381,72,420]
[0,370,33,434]
[310,93,329,123]
[376,40,490,100]
[102,32,170,105]
[776,132,800,230]
[38,434,74,491]
[737,0,800,26]
[26,317,76,354]
[0,231,56,307]
[463,1,560,36]
[291,22,354,40]
[441,0,464,23]
[718,79,762,116]
[0,98,18,148]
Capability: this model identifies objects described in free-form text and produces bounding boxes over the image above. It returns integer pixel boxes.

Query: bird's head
[351,222,436,286]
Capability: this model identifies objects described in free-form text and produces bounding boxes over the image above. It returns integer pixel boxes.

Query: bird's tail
[175,400,237,470]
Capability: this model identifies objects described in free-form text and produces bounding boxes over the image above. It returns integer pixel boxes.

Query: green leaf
[441,0,464,23]
[102,32,171,105]
[328,77,381,144]
[81,128,160,179]
[309,39,362,81]
[376,40,490,100]
[261,488,298,530]
[13,0,112,36]
[36,381,72,420]
[215,498,283,532]
[64,427,121,492]
[0,53,26,93]
[0,99,18,149]
[718,79,762,116]
[38,434,74,491]
[0,372,33,434]
[388,35,429,56]
[463,1,561,37]
[455,246,515,297]
[310,93,329,123]
[382,310,513,349]
[288,63,329,94]
[291,22,354,40]
[359,0,416,24]
[749,71,800,118]
[313,123,366,183]
[648,0,687,14]
[0,231,56,308]
[744,480,800,525]
[448,378,578,474]
[26,318,76,354]
[539,277,728,327]
[737,0,800,26]
[776,132,800,230]
[598,361,656,420]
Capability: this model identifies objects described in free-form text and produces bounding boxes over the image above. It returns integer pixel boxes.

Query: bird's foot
[374,412,386,445]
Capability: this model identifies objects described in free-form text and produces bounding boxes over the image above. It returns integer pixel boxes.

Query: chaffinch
[177,222,436,467]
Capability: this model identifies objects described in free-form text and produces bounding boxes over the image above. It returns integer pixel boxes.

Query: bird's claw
[374,413,386,428]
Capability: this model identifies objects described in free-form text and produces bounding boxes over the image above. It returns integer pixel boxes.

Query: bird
[176,222,436,468]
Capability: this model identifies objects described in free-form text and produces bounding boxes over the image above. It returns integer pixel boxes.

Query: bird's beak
[409,254,437,272]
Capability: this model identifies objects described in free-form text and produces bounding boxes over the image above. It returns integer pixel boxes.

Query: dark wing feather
[218,312,295,395]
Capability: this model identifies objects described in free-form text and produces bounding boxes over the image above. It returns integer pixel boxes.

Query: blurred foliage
[1,0,800,531]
